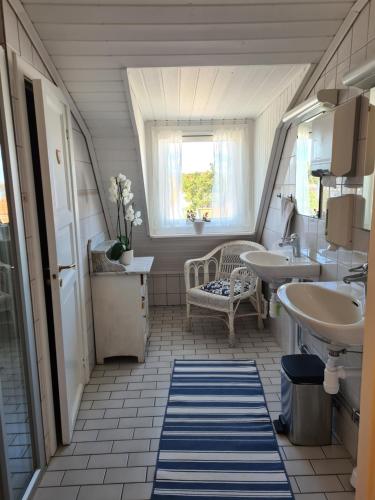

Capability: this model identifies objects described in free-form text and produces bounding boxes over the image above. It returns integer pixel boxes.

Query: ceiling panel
[128,65,310,120]
[24,3,353,24]
[21,0,355,95]
[19,0,355,159]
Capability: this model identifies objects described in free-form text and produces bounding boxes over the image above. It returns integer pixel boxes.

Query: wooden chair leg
[228,311,235,347]
[186,303,192,331]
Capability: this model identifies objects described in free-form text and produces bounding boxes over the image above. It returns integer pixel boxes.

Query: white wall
[253,66,309,216]
[72,116,108,369]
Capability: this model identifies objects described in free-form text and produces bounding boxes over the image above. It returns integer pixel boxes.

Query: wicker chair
[184,240,266,346]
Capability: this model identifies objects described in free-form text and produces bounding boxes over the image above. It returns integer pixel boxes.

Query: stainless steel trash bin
[278,354,332,446]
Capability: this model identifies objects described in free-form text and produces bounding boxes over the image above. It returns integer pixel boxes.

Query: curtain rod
[150,119,250,125]
[182,134,213,138]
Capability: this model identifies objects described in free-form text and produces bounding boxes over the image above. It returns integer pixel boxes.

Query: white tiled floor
[33,305,355,500]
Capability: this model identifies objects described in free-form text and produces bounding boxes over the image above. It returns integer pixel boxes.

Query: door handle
[58,263,76,273]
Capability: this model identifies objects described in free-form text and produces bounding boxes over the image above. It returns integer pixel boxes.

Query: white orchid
[122,190,134,205]
[108,174,134,205]
[108,177,119,203]
[109,173,142,255]
[133,210,142,226]
[125,205,135,222]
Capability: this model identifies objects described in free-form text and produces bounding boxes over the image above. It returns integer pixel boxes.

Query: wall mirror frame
[361,88,375,231]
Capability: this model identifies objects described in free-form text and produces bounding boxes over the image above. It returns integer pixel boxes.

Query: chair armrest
[229,266,257,299]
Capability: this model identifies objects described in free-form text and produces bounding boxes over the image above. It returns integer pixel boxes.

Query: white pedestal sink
[240,250,320,285]
[277,281,365,347]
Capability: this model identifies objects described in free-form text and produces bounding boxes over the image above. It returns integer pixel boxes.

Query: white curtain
[149,124,251,236]
[211,126,251,231]
[150,127,183,234]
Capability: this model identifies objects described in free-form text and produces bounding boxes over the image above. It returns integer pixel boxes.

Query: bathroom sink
[277,282,365,347]
[240,250,320,284]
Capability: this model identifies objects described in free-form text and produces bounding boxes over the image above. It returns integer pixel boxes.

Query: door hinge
[66,129,69,141]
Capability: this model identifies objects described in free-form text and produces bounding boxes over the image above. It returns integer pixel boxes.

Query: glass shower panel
[0,145,37,499]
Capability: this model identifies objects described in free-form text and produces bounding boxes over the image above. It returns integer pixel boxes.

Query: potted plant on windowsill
[187,210,210,235]
[108,173,143,266]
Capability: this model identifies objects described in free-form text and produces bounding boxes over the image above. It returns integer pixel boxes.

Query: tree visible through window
[181,140,214,219]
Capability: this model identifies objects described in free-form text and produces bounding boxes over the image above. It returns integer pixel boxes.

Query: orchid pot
[119,249,134,266]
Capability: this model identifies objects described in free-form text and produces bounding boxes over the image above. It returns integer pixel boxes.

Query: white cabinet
[89,240,153,363]
[310,96,360,177]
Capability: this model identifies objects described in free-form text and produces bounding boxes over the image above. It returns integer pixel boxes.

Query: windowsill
[149,231,255,239]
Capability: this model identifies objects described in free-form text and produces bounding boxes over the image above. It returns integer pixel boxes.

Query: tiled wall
[263,116,369,279]
[260,0,375,460]
[148,273,187,307]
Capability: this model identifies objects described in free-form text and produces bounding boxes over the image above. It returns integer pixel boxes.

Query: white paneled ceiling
[23,0,355,71]
[128,65,310,121]
[20,0,356,127]
[20,0,356,126]
[18,0,356,185]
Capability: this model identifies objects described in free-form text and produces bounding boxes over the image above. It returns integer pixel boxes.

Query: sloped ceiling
[20,0,356,133]
[23,0,355,71]
[128,65,310,121]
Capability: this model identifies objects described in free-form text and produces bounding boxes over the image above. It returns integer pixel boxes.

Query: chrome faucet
[279,233,301,258]
[343,263,368,291]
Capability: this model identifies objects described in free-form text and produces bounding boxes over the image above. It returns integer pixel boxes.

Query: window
[182,138,214,220]
[295,121,321,218]
[148,125,251,236]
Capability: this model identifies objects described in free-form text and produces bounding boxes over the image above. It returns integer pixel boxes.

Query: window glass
[295,121,321,218]
[0,146,37,499]
[182,140,214,220]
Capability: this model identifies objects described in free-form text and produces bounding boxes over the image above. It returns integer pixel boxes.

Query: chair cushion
[199,279,249,297]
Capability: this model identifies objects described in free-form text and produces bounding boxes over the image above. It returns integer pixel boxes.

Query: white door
[33,79,84,444]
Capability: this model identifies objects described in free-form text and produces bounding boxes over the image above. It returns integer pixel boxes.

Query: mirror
[362,172,374,230]
[361,88,375,231]
[295,120,321,217]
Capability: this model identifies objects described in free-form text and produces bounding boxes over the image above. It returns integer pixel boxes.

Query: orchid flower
[108,174,142,255]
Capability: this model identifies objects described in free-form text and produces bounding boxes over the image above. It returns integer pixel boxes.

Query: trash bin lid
[281,354,325,384]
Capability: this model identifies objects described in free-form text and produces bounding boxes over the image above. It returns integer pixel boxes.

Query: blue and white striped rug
[151,359,293,499]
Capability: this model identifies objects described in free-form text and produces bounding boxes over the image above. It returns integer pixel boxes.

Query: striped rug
[151,359,293,499]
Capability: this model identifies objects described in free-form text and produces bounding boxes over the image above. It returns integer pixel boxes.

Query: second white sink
[277,282,364,347]
[240,250,320,284]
